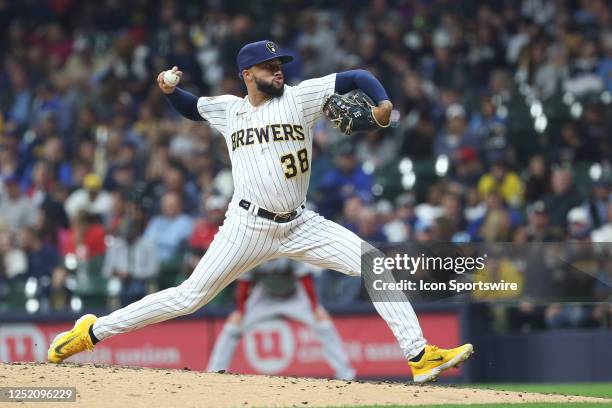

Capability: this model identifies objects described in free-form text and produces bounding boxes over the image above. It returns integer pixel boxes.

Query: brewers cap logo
[266,42,277,54]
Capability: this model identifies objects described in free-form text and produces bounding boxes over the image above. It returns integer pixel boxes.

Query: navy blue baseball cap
[237,40,294,77]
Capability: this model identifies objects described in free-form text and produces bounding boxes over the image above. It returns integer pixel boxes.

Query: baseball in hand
[163,70,180,87]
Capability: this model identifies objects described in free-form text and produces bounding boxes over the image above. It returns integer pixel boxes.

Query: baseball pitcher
[207,258,355,380]
[49,40,473,382]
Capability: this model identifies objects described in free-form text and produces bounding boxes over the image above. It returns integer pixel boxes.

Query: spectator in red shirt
[59,210,106,260]
[188,195,228,252]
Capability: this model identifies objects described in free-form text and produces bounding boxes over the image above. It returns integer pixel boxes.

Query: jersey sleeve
[293,73,337,128]
[196,95,240,135]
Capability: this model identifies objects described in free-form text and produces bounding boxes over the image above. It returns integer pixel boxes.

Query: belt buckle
[273,212,291,222]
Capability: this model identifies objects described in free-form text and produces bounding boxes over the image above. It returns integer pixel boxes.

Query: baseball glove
[322,90,390,135]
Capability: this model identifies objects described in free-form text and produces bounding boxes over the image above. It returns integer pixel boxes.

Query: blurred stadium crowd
[0,0,611,331]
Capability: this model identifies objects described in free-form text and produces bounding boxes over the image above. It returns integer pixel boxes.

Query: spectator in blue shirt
[468,95,507,165]
[144,192,193,264]
[598,32,612,91]
[18,226,61,303]
[434,104,480,159]
[317,142,373,219]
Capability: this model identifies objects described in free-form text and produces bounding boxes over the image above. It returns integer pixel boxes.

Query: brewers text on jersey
[230,124,305,151]
[47,39,473,384]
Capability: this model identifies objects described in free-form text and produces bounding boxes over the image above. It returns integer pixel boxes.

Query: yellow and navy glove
[322,90,390,135]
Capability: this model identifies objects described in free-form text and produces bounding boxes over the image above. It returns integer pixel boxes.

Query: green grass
[323,382,612,407]
[334,405,609,408]
[470,383,612,399]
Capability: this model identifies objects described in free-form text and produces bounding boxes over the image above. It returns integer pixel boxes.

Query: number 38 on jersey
[280,148,309,179]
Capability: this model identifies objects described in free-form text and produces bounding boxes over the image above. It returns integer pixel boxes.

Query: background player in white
[49,40,473,383]
[207,258,355,380]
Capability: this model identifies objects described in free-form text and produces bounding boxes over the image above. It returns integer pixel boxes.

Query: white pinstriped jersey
[92,72,426,363]
[197,73,336,212]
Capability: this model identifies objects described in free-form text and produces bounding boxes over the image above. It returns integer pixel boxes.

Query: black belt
[239,199,304,223]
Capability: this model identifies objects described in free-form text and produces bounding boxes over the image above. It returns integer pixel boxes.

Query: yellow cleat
[48,314,97,363]
[408,343,474,383]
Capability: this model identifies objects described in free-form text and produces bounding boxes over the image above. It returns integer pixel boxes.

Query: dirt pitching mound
[1,363,608,407]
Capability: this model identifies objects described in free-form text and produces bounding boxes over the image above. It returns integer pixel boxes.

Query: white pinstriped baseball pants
[93,203,426,359]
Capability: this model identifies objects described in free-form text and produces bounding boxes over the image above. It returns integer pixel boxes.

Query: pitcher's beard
[255,77,284,97]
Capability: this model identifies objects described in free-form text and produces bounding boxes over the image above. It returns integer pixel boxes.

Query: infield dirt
[1,362,609,407]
